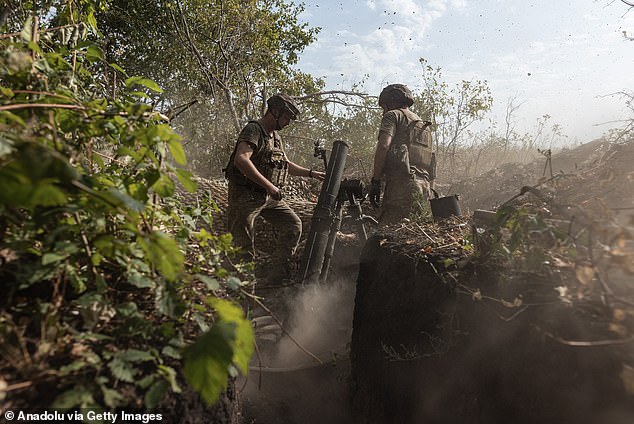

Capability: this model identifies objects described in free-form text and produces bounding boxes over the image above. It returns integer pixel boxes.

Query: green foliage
[183,299,254,405]
[478,204,570,271]
[419,57,493,156]
[0,10,253,412]
[89,0,323,176]
[408,190,433,223]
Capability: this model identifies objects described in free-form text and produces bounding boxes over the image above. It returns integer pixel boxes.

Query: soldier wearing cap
[224,93,325,280]
[369,84,435,224]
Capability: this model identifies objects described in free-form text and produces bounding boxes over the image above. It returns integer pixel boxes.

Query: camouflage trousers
[380,173,432,225]
[226,182,302,272]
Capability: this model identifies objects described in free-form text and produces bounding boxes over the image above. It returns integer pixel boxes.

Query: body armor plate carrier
[223,121,289,189]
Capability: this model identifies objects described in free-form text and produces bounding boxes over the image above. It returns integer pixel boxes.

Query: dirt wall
[350,234,634,424]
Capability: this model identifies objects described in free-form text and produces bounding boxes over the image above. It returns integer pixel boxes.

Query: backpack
[406,118,434,176]
[385,112,435,178]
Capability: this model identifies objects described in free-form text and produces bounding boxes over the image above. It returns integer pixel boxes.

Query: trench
[352,233,634,424]
[239,229,634,424]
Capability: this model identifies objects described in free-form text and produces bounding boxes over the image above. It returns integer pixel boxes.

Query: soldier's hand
[267,185,283,201]
[311,170,326,181]
[369,178,381,208]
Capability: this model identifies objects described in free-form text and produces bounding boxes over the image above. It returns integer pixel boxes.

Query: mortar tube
[300,140,349,284]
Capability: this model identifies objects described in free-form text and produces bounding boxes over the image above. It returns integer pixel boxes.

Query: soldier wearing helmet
[224,93,325,281]
[369,84,435,224]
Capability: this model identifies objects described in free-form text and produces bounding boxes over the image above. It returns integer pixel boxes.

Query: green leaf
[116,302,140,318]
[196,274,219,291]
[143,169,161,187]
[0,86,15,98]
[175,168,197,192]
[102,188,145,212]
[27,41,42,55]
[102,386,125,408]
[51,386,95,409]
[138,231,184,281]
[119,349,155,363]
[0,162,70,207]
[157,124,181,140]
[42,252,67,265]
[183,299,254,404]
[167,140,187,165]
[91,252,103,266]
[158,365,181,392]
[225,277,243,291]
[137,375,157,389]
[128,270,156,289]
[85,45,104,61]
[22,266,56,288]
[145,380,169,409]
[130,91,151,99]
[27,183,69,207]
[155,284,182,317]
[109,62,128,76]
[442,258,455,269]
[194,313,209,332]
[116,145,143,161]
[209,298,254,375]
[183,322,234,405]
[93,235,118,257]
[161,346,181,359]
[20,16,33,42]
[59,360,88,376]
[86,11,98,31]
[151,174,175,198]
[125,76,163,93]
[68,266,88,294]
[108,357,137,382]
[0,111,24,126]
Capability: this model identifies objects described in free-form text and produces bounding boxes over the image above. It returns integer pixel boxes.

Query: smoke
[242,277,357,424]
[272,277,356,368]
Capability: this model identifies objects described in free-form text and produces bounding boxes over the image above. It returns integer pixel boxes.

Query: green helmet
[267,93,300,120]
[378,84,414,108]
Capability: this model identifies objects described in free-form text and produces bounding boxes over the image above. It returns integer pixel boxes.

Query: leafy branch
[1,10,254,413]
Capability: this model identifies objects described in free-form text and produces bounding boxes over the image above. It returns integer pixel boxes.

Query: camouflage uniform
[379,108,432,224]
[226,121,302,273]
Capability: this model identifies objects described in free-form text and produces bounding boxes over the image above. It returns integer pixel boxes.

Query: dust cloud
[241,277,357,424]
[272,277,356,368]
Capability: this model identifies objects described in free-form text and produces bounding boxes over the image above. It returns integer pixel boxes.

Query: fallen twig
[240,288,323,365]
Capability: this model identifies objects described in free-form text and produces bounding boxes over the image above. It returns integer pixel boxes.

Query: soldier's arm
[288,161,325,180]
[372,112,396,180]
[372,132,392,180]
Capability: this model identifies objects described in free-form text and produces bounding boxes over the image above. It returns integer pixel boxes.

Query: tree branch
[293,90,370,101]
[168,99,199,120]
[293,90,379,110]
[169,1,241,132]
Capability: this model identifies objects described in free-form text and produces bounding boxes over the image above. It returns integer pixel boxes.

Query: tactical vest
[385,109,435,178]
[223,120,289,188]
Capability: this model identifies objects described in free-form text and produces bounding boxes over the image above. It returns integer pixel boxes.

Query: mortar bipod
[319,179,378,283]
[339,178,378,241]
